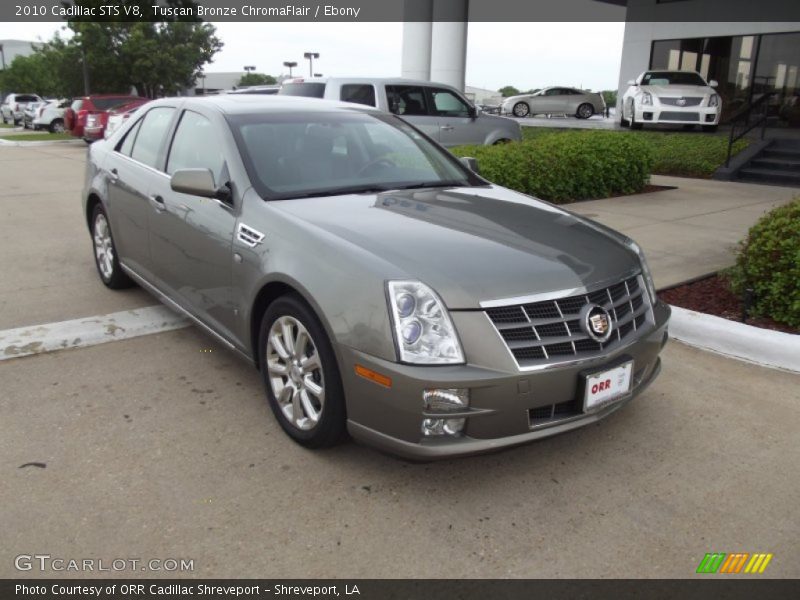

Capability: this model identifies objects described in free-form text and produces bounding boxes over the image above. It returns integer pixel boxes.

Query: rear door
[103,106,177,280]
[385,84,440,142]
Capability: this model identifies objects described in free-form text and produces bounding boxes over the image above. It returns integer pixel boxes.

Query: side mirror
[170,168,217,198]
[709,80,719,88]
[627,79,637,86]
[468,105,479,119]
[460,156,480,174]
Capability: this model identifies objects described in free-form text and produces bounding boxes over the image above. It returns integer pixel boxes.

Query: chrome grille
[659,111,700,122]
[660,97,703,107]
[485,275,652,369]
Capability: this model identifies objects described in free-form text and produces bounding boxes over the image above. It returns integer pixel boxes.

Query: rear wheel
[91,203,133,289]
[49,119,65,133]
[259,295,347,449]
[512,102,530,118]
[576,103,594,119]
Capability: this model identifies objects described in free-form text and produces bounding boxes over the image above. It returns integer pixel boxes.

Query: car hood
[641,84,714,97]
[273,185,639,309]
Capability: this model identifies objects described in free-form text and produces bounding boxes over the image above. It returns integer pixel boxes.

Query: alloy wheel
[265,315,325,431]
[93,212,115,280]
[512,102,530,118]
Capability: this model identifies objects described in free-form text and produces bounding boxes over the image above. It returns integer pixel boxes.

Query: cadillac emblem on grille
[582,304,613,342]
[677,97,687,106]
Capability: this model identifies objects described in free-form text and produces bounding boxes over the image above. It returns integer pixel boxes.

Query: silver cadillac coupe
[82,95,670,459]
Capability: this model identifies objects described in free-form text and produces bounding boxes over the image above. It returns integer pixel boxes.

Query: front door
[426,86,480,147]
[386,84,441,142]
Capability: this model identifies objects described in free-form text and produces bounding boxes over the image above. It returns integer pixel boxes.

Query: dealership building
[602,0,800,123]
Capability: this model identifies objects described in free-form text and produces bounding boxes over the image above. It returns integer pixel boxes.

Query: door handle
[108,168,119,182]
[440,125,455,131]
[149,194,166,212]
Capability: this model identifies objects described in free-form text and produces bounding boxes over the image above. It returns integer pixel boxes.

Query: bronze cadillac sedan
[82,95,669,459]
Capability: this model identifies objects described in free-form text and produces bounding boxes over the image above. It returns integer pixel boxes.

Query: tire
[49,119,65,134]
[492,138,511,145]
[629,100,643,130]
[91,203,133,289]
[512,102,530,118]
[258,295,347,449]
[576,103,594,119]
[702,125,718,133]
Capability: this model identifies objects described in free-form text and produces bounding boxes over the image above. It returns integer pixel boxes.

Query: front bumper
[634,104,719,126]
[342,301,670,460]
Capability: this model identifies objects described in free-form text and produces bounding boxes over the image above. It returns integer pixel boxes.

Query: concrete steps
[737,140,800,186]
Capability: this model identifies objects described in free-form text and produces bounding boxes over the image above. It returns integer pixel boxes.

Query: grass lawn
[0,122,16,129]
[520,127,749,178]
[0,132,75,142]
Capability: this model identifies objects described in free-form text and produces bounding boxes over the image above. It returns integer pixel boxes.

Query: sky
[0,21,626,92]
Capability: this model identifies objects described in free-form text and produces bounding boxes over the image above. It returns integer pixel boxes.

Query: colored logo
[696,553,773,574]
[581,304,612,342]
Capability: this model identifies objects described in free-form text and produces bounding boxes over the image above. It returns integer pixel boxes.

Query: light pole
[283,61,297,78]
[0,44,6,70]
[244,65,256,73]
[303,52,319,78]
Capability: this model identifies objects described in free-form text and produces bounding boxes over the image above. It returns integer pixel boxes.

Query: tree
[498,85,520,97]
[238,73,278,87]
[601,90,618,108]
[65,1,223,97]
[0,35,83,98]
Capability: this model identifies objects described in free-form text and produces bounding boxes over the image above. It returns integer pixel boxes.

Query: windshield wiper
[390,180,467,191]
[275,185,395,200]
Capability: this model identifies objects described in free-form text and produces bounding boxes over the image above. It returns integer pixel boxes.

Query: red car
[65,95,144,141]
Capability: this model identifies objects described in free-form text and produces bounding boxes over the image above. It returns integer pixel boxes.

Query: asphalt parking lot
[1,141,798,578]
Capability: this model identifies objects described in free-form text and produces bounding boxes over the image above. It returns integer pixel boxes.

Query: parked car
[22,101,45,129]
[279,77,521,146]
[82,95,669,459]
[621,70,721,132]
[501,87,606,119]
[1,93,44,125]
[65,95,142,140]
[84,97,149,142]
[32,98,70,133]
[104,100,150,139]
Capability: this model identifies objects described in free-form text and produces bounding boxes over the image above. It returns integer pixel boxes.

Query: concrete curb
[668,305,800,373]
[0,138,84,147]
[0,306,190,361]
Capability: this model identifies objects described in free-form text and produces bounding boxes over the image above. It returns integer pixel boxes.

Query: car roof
[147,94,383,116]
[284,76,461,90]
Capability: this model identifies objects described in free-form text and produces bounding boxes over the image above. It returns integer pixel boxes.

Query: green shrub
[451,131,653,203]
[726,198,800,327]
[520,127,750,178]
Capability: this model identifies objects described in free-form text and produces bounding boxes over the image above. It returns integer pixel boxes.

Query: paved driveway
[1,143,798,578]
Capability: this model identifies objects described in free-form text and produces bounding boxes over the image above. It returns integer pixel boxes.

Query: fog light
[422,417,466,436]
[643,112,653,121]
[421,388,469,436]
[422,388,469,412]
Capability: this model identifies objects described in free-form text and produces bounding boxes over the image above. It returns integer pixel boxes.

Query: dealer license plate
[584,361,633,411]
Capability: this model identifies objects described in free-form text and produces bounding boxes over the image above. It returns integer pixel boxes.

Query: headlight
[626,240,657,304]
[641,92,653,106]
[387,281,465,364]
[709,93,720,107]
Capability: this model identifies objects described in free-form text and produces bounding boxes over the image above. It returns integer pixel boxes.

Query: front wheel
[512,102,530,118]
[91,203,133,289]
[576,103,594,119]
[629,100,643,130]
[259,295,347,448]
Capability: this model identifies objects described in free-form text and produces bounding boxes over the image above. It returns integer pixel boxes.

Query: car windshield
[230,111,475,200]
[642,71,707,86]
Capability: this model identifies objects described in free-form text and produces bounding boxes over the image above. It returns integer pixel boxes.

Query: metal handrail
[725,92,774,167]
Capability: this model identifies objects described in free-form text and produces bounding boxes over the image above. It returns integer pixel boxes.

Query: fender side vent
[237,223,265,248]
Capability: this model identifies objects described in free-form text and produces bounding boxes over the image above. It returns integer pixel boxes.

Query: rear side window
[71,99,84,112]
[386,85,429,116]
[117,118,143,157]
[16,95,39,103]
[279,83,327,98]
[167,110,225,184]
[129,107,175,169]
[428,88,470,117]
[340,84,376,107]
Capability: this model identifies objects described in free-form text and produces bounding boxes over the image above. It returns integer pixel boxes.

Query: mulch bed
[660,274,799,335]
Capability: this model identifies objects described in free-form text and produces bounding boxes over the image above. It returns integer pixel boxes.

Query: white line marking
[669,305,800,373]
[0,306,190,361]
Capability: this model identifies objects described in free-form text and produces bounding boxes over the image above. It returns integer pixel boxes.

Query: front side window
[167,110,225,184]
[429,88,471,117]
[231,111,474,200]
[129,107,175,169]
[386,85,429,116]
